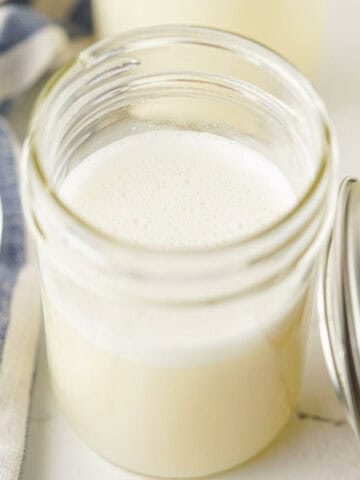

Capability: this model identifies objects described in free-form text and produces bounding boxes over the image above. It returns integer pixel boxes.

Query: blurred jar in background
[33,0,74,19]
[92,0,325,76]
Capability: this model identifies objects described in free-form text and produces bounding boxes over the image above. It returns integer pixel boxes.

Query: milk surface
[61,130,296,248]
[42,130,305,478]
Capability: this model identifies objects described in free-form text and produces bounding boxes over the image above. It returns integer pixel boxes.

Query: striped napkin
[0,2,91,478]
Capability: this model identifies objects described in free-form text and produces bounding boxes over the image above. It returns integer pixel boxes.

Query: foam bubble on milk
[60,130,296,249]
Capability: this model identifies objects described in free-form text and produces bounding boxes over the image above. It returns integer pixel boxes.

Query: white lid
[319,177,360,439]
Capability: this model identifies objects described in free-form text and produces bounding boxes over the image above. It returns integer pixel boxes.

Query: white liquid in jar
[61,130,296,248]
[42,130,306,478]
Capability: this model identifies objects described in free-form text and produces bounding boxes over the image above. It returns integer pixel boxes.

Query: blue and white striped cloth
[0,2,91,478]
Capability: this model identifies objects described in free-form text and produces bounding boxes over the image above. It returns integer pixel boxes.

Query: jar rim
[27,25,337,261]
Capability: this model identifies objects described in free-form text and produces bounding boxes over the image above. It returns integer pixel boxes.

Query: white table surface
[13,1,360,478]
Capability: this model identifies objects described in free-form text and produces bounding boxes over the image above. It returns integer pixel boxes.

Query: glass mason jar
[23,27,337,479]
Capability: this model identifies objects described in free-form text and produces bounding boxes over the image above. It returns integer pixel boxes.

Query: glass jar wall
[23,27,336,478]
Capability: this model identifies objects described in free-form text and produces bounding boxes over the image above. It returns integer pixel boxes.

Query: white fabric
[0,265,41,480]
